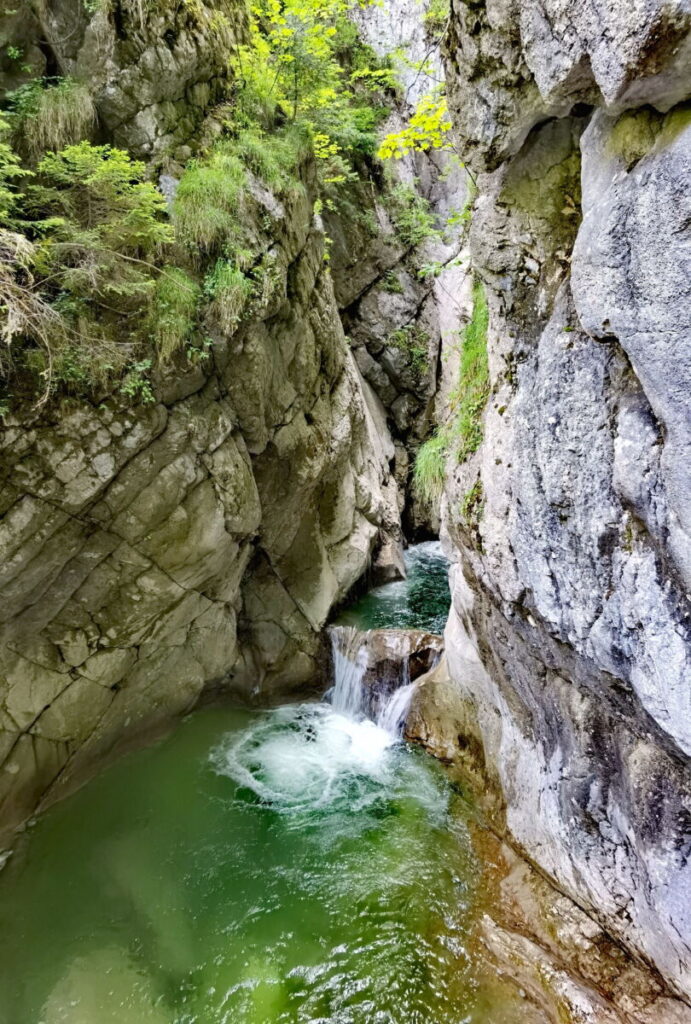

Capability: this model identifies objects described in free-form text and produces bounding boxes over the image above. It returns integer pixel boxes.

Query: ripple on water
[0,707,530,1023]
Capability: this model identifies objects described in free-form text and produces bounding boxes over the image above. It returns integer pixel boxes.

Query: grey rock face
[422,0,691,1005]
[0,178,400,842]
[445,0,691,170]
[32,0,246,160]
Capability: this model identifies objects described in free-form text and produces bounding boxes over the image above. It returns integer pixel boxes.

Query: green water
[0,542,528,1023]
[0,703,525,1024]
[335,541,450,634]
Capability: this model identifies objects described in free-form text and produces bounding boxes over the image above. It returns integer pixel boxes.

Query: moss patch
[413,277,490,505]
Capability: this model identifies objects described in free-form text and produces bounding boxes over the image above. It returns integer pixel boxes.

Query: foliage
[414,431,446,504]
[449,277,489,460]
[236,0,392,190]
[0,116,31,224]
[387,180,439,248]
[387,323,428,381]
[203,259,253,332]
[7,77,96,161]
[423,0,448,37]
[35,143,171,254]
[378,91,452,160]
[151,268,201,363]
[0,140,174,402]
[382,270,403,293]
[120,359,155,403]
[0,0,405,408]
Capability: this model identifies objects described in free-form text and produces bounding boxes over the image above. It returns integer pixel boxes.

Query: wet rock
[330,626,443,722]
[371,536,407,585]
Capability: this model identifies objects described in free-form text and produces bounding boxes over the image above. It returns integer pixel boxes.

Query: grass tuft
[12,79,96,161]
[204,259,253,332]
[449,277,489,460]
[151,267,201,362]
[173,152,246,253]
[414,432,446,504]
[413,277,490,507]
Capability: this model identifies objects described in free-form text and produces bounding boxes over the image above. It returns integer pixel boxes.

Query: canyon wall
[426,0,691,1004]
[0,0,405,839]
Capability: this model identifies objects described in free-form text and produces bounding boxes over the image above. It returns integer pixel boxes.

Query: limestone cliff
[0,0,402,840]
[422,0,691,1004]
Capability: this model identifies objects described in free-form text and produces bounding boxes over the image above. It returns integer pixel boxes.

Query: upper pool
[335,541,451,634]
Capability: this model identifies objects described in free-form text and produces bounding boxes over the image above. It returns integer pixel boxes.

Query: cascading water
[328,625,368,719]
[328,624,419,740]
[214,627,421,820]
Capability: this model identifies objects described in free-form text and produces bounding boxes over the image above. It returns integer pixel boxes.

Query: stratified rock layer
[422,0,691,1005]
[0,165,400,840]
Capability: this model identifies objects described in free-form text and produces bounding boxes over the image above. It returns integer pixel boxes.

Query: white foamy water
[213,626,427,817]
[376,680,417,736]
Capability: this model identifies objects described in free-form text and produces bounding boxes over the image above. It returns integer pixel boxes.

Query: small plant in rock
[382,270,403,293]
[203,258,253,332]
[387,324,429,381]
[387,181,439,248]
[120,359,155,404]
[448,277,489,460]
[8,77,96,161]
[414,432,446,504]
[413,277,490,501]
[460,477,483,528]
[151,267,201,363]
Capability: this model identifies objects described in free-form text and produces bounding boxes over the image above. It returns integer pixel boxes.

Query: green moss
[658,102,691,148]
[499,120,581,237]
[607,108,663,167]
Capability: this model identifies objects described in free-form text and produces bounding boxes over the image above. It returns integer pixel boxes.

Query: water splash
[376,682,416,737]
[213,627,421,815]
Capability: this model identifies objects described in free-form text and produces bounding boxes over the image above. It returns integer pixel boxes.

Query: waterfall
[328,626,415,740]
[329,626,368,718]
[376,683,417,737]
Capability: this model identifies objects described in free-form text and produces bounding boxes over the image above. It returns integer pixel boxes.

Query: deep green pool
[0,544,528,1023]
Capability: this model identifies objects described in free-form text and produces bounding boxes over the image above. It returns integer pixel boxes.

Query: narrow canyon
[0,0,689,1020]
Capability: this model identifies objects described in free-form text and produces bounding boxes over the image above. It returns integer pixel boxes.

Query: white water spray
[214,627,420,813]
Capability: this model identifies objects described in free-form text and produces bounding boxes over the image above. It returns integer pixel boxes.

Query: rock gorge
[0,0,690,1019]
[414,0,691,1009]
